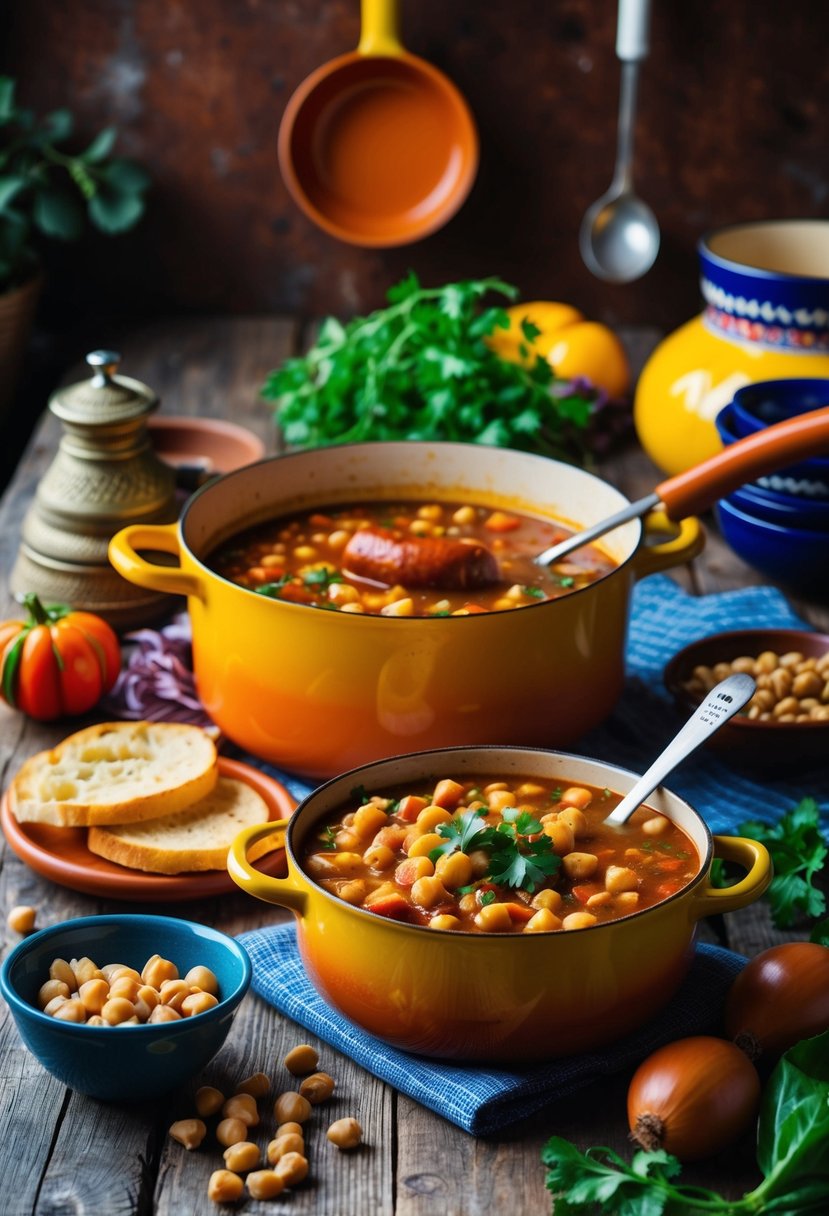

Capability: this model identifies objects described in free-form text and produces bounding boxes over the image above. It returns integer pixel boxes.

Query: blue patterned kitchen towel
[238,922,745,1136]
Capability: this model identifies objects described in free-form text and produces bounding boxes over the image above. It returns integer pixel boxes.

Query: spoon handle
[617,0,652,61]
[604,672,756,826]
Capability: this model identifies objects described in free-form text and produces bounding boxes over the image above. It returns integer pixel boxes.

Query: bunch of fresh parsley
[711,798,827,929]
[429,805,560,894]
[261,274,596,462]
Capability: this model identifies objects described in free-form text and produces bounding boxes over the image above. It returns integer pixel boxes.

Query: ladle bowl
[278,0,478,246]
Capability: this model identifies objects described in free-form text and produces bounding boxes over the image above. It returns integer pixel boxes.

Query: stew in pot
[300,774,700,933]
[210,499,616,616]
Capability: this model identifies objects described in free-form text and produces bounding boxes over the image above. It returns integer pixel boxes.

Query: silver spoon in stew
[603,672,756,827]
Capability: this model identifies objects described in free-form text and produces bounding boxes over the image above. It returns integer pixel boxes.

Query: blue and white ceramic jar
[634,220,829,475]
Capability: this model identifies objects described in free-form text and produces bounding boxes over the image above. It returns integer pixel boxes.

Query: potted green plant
[0,75,149,416]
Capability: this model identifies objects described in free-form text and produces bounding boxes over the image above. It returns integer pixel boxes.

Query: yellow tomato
[490,301,632,399]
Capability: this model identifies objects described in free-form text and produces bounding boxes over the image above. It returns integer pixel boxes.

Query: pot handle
[108,523,206,601]
[690,834,772,919]
[227,820,308,915]
[658,404,829,519]
[629,510,705,579]
[358,0,403,56]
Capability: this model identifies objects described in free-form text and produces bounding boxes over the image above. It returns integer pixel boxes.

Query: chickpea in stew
[210,500,615,617]
[301,776,699,933]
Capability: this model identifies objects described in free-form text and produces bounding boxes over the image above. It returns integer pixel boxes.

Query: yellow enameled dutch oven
[227,746,771,1062]
[108,443,702,779]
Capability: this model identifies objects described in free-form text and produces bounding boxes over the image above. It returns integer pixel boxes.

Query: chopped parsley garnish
[254,574,294,598]
[479,890,496,906]
[557,575,575,588]
[301,567,343,590]
[522,585,545,599]
[350,784,371,806]
[319,825,338,851]
[429,804,560,894]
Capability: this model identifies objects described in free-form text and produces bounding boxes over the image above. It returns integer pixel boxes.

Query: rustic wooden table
[1,318,826,1216]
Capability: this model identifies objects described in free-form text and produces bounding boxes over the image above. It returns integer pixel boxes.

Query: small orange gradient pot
[227,746,771,1062]
[278,0,478,246]
[108,442,702,779]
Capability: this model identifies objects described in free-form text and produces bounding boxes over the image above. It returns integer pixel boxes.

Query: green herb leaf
[719,799,828,928]
[261,275,598,463]
[429,808,491,861]
[350,785,371,806]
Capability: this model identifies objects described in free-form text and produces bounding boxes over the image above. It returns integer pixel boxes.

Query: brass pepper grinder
[11,350,178,629]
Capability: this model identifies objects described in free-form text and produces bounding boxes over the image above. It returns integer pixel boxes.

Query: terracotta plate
[0,756,295,902]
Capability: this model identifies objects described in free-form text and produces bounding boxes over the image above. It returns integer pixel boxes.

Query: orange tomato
[490,301,631,399]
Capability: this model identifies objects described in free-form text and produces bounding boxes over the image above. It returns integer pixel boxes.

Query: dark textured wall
[4,0,828,330]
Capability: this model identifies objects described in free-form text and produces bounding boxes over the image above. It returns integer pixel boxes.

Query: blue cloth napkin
[238,922,745,1136]
[250,574,828,831]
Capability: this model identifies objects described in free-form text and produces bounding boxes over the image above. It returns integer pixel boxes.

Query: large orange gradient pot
[227,746,771,1062]
[108,442,702,779]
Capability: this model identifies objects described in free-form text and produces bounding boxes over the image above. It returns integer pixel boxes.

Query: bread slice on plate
[87,775,272,873]
[9,721,218,827]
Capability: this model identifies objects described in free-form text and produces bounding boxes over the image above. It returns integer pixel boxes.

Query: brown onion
[724,941,829,1060]
[627,1035,760,1162]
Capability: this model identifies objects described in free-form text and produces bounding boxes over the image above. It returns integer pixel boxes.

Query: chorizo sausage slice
[342,528,501,590]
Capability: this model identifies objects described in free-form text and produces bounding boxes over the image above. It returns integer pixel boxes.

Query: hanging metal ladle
[579,0,660,283]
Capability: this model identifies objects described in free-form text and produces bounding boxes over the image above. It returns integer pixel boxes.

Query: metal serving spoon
[579,0,659,283]
[604,672,756,826]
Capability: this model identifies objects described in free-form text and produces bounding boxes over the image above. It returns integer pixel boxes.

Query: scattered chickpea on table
[168,1041,363,1204]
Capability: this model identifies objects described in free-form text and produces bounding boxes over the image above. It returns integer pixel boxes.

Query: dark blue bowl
[716,401,829,499]
[731,378,829,446]
[727,483,829,531]
[715,496,829,595]
[0,915,251,1101]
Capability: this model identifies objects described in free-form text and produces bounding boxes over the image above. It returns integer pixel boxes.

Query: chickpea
[149,1004,181,1023]
[159,979,191,1011]
[406,834,442,860]
[72,957,105,985]
[543,820,575,856]
[558,807,588,836]
[327,1117,363,1150]
[43,995,69,1016]
[49,958,77,993]
[7,905,36,935]
[207,1169,244,1203]
[267,1132,305,1164]
[169,1118,207,1150]
[273,1091,312,1125]
[415,805,453,832]
[604,865,638,894]
[559,787,593,810]
[78,978,110,1015]
[38,979,70,1009]
[53,1000,86,1023]
[195,1085,225,1117]
[181,991,219,1017]
[237,1071,269,1099]
[283,1043,319,1075]
[246,1170,285,1199]
[362,844,395,870]
[561,852,599,881]
[641,816,668,837]
[487,789,517,813]
[429,914,461,931]
[141,954,179,989]
[352,804,388,838]
[108,965,142,985]
[474,902,513,933]
[434,851,473,888]
[216,1117,248,1148]
[562,911,598,930]
[299,1071,336,1104]
[531,888,562,913]
[222,1093,259,1127]
[410,875,450,908]
[101,996,137,1025]
[276,1122,304,1138]
[184,965,219,996]
[108,976,141,1003]
[273,1151,309,1186]
[222,1141,261,1172]
[524,908,562,932]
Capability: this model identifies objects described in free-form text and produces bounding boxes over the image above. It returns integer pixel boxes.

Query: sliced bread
[86,775,272,873]
[9,721,218,827]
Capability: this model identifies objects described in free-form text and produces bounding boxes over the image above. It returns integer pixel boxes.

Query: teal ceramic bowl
[0,915,251,1101]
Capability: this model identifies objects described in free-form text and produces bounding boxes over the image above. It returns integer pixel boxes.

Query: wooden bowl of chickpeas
[664,628,829,774]
[0,914,251,1101]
